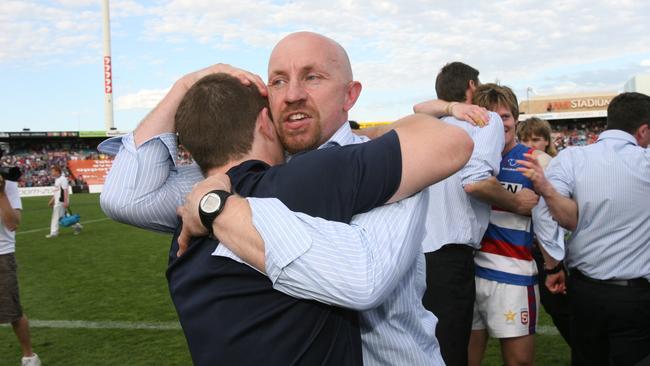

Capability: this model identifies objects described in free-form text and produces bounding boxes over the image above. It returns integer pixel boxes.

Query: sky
[1,0,650,133]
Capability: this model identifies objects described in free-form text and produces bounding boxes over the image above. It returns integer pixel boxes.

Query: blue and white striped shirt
[422,112,504,252]
[533,130,650,281]
[98,123,444,365]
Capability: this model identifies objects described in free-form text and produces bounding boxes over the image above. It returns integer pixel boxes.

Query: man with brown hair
[468,83,550,366]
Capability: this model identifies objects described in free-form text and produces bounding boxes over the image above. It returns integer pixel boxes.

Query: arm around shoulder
[388,113,473,203]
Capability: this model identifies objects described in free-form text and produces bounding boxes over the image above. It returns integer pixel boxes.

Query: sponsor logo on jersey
[500,181,523,194]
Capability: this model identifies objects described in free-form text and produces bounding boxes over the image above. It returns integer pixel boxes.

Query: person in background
[517,117,558,157]
[517,116,575,361]
[0,175,41,366]
[521,92,650,366]
[46,166,82,238]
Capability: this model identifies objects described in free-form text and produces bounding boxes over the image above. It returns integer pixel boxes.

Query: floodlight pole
[102,0,115,131]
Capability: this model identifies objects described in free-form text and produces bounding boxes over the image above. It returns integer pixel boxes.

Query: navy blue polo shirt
[167,130,402,366]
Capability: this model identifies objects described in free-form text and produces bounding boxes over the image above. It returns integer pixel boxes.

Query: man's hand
[545,270,567,294]
[516,153,554,197]
[179,63,268,97]
[513,187,539,216]
[450,103,490,127]
[176,173,232,257]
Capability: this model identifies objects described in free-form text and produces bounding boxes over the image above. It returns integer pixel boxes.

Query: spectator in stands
[0,175,42,366]
[46,166,82,238]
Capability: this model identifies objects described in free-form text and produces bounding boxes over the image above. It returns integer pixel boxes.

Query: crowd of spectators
[550,119,606,151]
[1,141,109,188]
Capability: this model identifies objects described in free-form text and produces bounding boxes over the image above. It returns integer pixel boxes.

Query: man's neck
[204,153,276,178]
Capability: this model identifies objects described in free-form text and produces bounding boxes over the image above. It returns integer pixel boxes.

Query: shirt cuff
[248,197,313,283]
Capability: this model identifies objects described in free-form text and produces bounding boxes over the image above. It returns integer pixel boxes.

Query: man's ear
[635,123,650,147]
[343,81,362,112]
[257,107,277,141]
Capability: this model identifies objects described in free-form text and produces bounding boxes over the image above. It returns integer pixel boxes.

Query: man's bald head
[266,31,362,154]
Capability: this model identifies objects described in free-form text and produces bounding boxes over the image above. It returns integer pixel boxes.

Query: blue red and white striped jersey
[475,144,538,286]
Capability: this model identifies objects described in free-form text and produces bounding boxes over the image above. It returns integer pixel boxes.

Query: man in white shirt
[46,166,81,238]
[0,174,41,366]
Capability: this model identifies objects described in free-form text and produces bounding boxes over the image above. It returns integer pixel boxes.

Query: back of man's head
[472,83,520,121]
[176,73,269,175]
[435,62,480,102]
[606,92,650,135]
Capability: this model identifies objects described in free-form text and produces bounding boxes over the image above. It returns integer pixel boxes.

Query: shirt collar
[319,121,366,149]
[597,129,639,146]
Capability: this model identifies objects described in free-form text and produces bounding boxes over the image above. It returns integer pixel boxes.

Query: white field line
[2,319,559,335]
[16,218,110,235]
[1,319,181,330]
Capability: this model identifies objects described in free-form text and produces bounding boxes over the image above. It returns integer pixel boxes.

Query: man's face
[520,133,550,152]
[267,34,354,154]
[51,169,60,178]
[494,104,517,151]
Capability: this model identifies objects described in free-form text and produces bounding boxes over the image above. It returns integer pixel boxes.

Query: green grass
[0,194,571,365]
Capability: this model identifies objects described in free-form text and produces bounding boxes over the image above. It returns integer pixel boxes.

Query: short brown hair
[175,73,269,175]
[517,117,557,156]
[435,62,480,102]
[472,83,519,121]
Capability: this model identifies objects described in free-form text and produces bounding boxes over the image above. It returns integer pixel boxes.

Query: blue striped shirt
[422,112,504,252]
[533,130,650,281]
[98,123,444,365]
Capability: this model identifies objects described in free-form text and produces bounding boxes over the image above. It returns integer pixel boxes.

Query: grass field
[1,194,571,365]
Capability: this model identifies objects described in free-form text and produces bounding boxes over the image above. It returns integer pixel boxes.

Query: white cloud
[115,87,170,110]
[0,1,101,63]
[641,60,650,67]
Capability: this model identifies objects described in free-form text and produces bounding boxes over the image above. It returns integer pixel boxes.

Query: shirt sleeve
[98,132,204,233]
[5,181,22,210]
[250,191,428,310]
[460,112,504,186]
[533,197,566,260]
[532,152,575,260]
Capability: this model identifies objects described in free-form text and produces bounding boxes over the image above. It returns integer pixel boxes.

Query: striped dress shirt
[533,130,650,281]
[421,112,504,253]
[98,123,444,365]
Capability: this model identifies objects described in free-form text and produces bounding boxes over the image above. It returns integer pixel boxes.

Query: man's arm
[517,152,578,230]
[177,183,428,309]
[388,113,474,203]
[464,177,539,216]
[100,64,265,232]
[358,100,489,140]
[0,178,21,231]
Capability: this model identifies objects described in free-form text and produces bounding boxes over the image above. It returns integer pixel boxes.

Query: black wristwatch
[198,190,233,237]
[544,261,564,275]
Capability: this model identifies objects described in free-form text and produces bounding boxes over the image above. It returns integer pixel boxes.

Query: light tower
[102,0,115,131]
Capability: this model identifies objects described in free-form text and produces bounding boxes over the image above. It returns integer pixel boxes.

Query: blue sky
[1,0,650,132]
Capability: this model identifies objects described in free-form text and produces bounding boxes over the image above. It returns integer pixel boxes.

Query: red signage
[104,56,112,94]
[67,159,113,185]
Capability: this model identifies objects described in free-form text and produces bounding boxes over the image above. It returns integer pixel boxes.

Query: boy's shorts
[0,253,23,323]
[472,276,539,338]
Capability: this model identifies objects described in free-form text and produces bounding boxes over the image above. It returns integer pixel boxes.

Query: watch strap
[199,190,232,237]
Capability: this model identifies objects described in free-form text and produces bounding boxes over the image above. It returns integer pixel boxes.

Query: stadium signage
[570,97,610,109]
[104,56,112,94]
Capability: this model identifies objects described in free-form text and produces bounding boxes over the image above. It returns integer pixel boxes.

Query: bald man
[99,32,469,365]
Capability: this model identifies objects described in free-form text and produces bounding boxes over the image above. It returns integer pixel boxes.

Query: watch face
[200,193,222,213]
